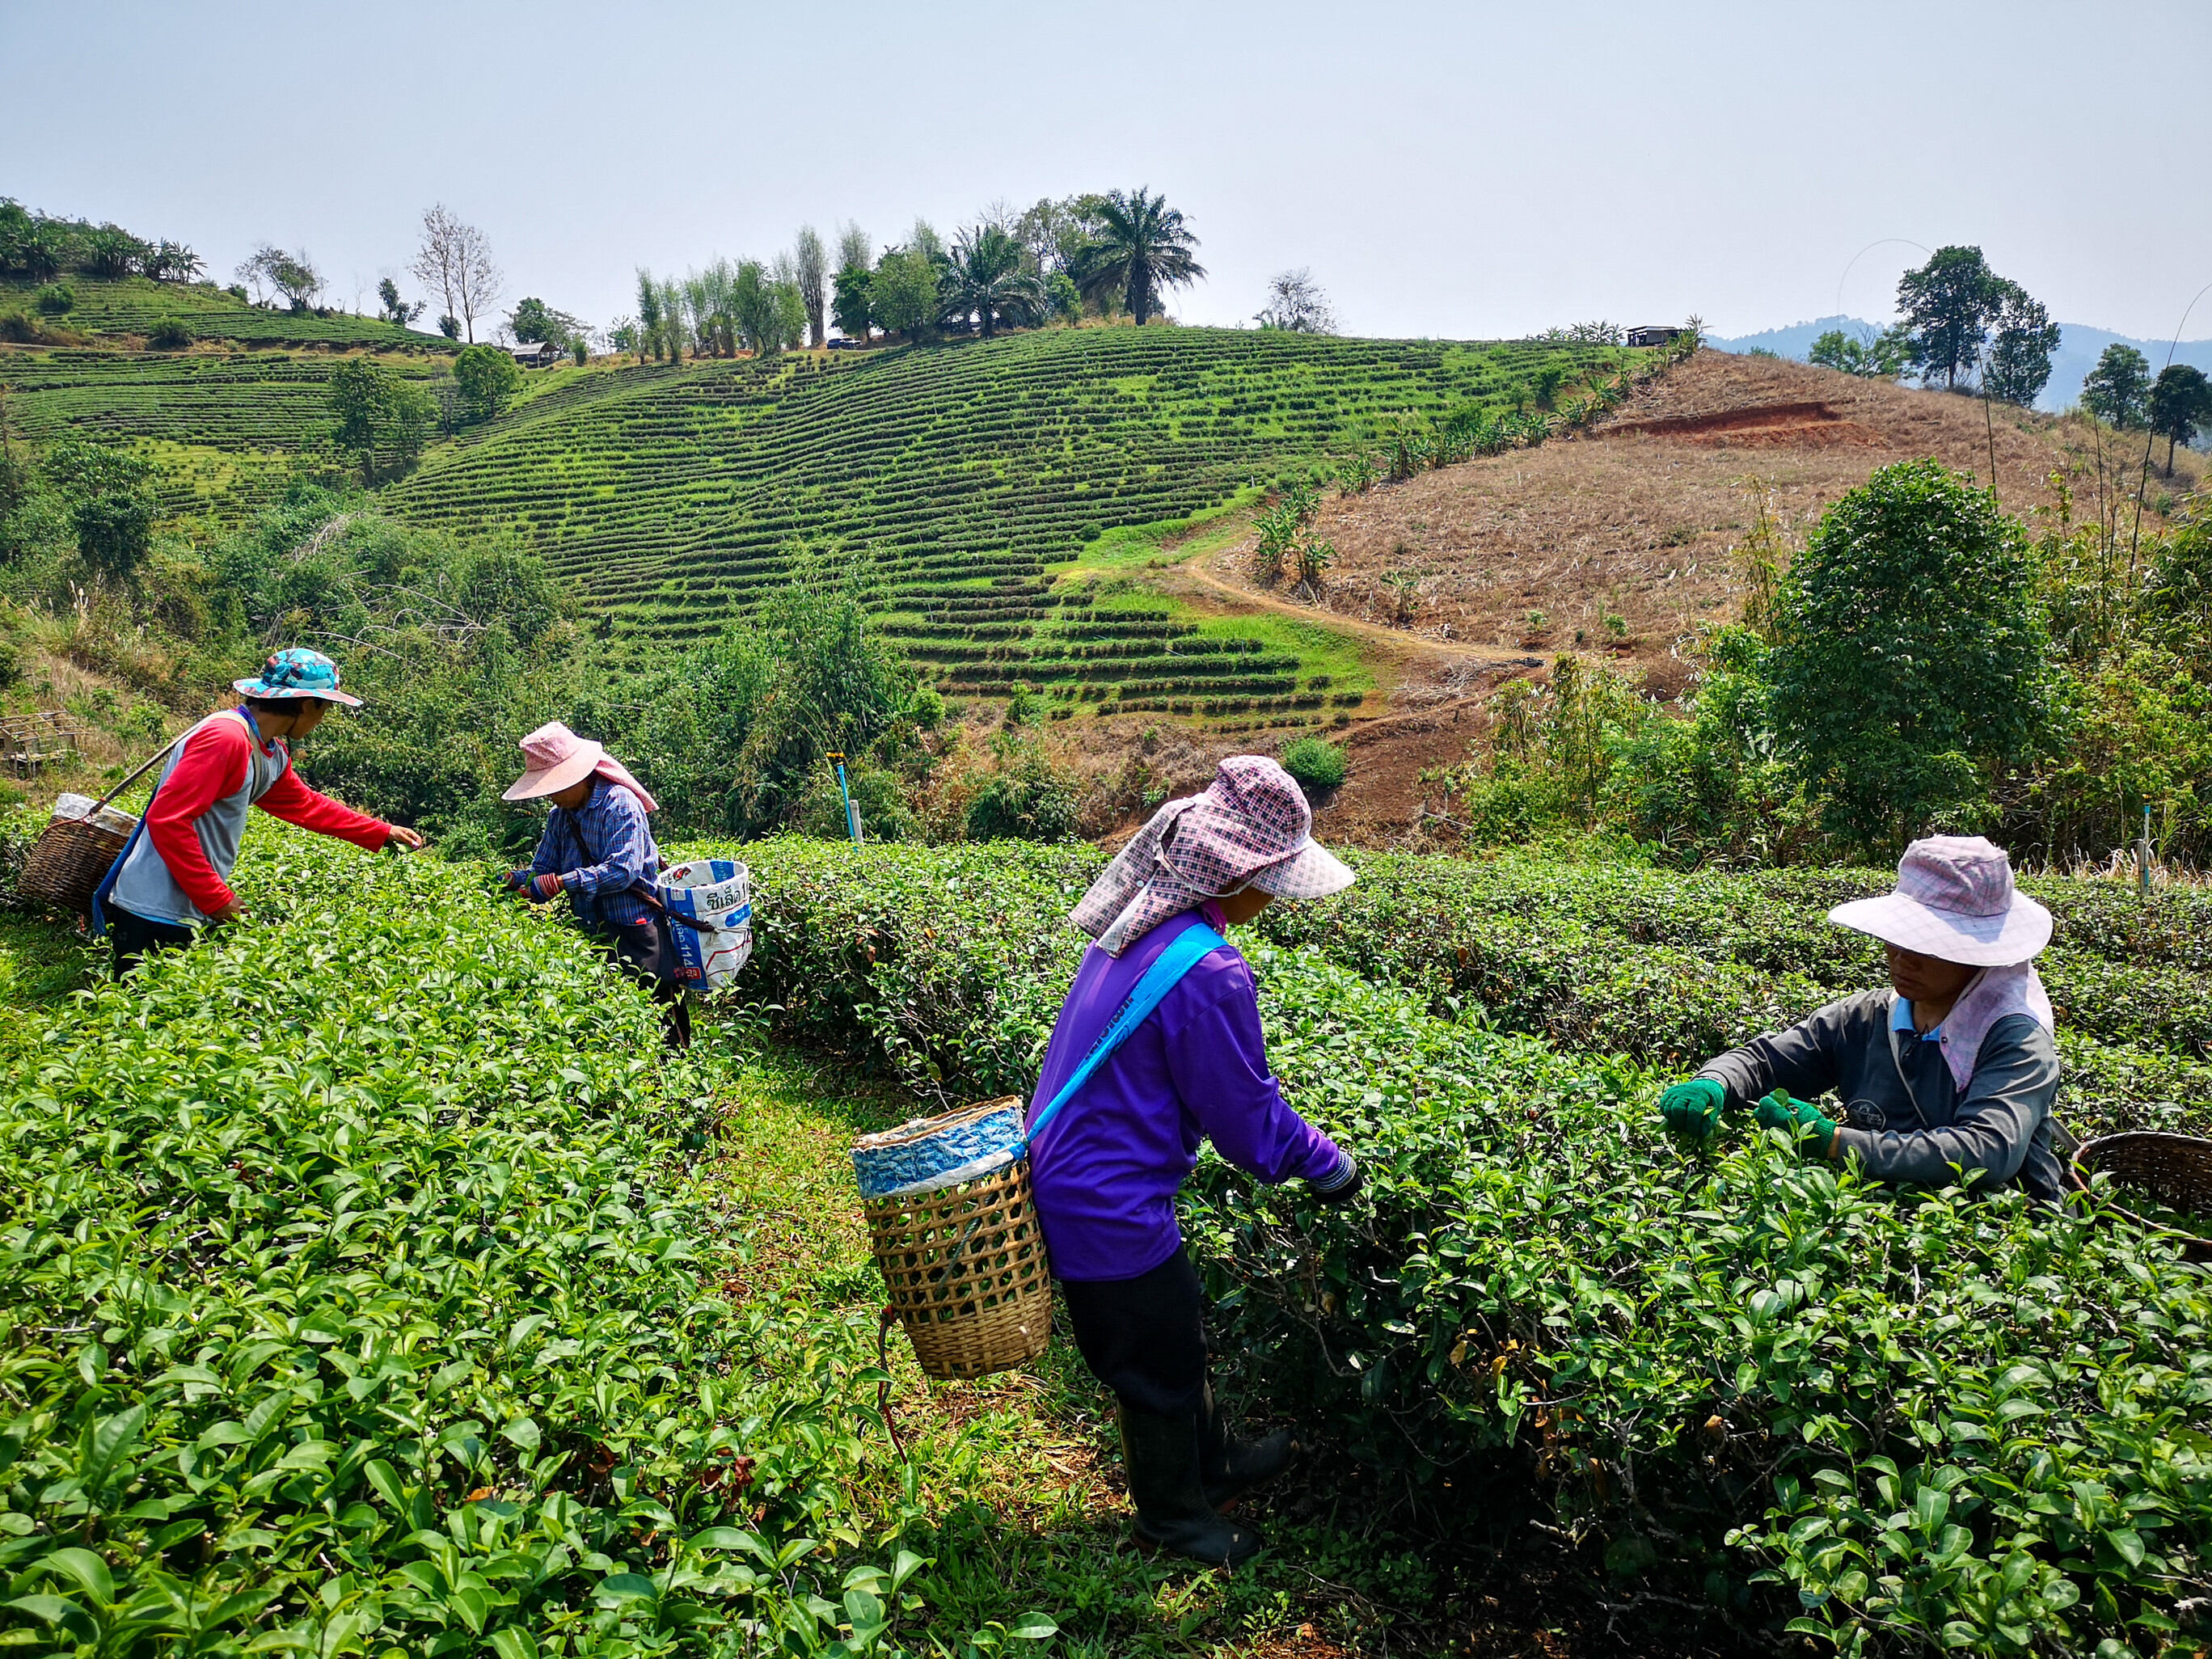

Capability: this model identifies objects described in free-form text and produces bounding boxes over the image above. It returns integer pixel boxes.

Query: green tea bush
[1277,736,1347,797]
[735,839,2212,1654]
[734,841,2211,1138]
[1188,952,2212,1657]
[0,830,962,1657]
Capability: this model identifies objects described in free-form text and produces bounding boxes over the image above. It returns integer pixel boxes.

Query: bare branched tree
[412,205,501,343]
[792,226,828,348]
[1256,268,1337,335]
[410,205,462,335]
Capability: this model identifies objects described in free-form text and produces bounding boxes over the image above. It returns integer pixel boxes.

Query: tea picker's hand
[1307,1150,1364,1205]
[205,897,246,927]
[1658,1077,1725,1143]
[385,825,425,852]
[500,869,559,899]
[1755,1089,1839,1159]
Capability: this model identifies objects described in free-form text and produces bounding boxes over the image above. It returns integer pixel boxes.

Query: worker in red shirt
[95,648,424,971]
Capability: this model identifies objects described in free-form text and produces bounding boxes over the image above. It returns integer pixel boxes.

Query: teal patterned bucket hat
[233,647,363,707]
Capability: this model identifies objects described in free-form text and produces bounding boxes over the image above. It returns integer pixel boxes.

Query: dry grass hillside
[1169,349,2205,845]
[1201,350,2201,702]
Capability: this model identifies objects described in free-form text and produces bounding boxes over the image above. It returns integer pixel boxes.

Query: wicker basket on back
[2074,1132,2212,1264]
[853,1096,1053,1381]
[17,737,177,915]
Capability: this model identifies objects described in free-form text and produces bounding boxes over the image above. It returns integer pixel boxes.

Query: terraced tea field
[380,326,1634,711]
[0,345,450,526]
[1,273,453,352]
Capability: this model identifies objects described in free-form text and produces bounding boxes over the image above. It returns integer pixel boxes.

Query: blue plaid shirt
[529,779,661,930]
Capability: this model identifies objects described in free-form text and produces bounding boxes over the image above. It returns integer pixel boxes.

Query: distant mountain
[1705,315,2212,416]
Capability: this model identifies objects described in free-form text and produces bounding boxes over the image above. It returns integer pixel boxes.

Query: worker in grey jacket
[1659,836,2066,1201]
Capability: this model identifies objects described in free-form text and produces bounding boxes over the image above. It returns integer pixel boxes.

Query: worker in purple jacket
[1028,755,1360,1568]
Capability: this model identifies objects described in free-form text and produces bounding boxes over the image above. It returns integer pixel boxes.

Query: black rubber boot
[1198,1382,1298,1509]
[1118,1404,1264,1568]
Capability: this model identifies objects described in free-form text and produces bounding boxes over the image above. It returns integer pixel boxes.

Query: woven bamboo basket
[855,1096,1053,1381]
[16,737,176,916]
[19,803,138,915]
[2074,1133,2212,1263]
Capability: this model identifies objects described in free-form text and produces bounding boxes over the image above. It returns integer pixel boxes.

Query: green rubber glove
[1658,1077,1726,1142]
[1754,1089,1839,1158]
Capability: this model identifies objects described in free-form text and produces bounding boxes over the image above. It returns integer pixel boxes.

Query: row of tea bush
[0,833,1043,1657]
[735,837,2212,1655]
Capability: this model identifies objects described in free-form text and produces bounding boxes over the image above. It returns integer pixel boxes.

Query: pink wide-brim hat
[502,721,603,800]
[1829,834,2052,967]
[1070,754,1355,954]
[500,721,659,812]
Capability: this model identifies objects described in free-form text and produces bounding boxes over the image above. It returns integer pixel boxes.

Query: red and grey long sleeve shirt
[109,709,391,927]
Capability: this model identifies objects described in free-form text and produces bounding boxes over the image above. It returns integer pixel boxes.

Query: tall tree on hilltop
[2082,343,2152,428]
[1071,188,1205,326]
[377,277,424,327]
[1256,268,1336,334]
[792,226,828,348]
[1897,246,2003,390]
[2148,365,2212,476]
[941,225,1046,340]
[905,219,946,263]
[836,222,872,276]
[412,205,500,343]
[656,276,684,360]
[867,247,939,342]
[831,264,872,342]
[635,269,665,362]
[1983,281,2060,407]
[237,245,324,311]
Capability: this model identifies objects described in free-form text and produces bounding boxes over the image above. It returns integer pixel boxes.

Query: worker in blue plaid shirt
[500,721,690,1048]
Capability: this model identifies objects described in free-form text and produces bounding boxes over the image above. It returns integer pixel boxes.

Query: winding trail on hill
[1174,550,1532,665]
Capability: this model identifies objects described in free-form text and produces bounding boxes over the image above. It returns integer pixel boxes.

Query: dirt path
[1171,551,1529,665]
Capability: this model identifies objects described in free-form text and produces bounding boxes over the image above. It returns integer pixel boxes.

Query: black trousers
[109,905,196,976]
[1061,1246,1209,1415]
[599,913,692,1050]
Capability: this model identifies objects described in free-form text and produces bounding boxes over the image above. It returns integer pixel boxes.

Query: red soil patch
[1604,400,1883,448]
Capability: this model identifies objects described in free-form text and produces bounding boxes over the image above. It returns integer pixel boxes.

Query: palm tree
[941,225,1046,340]
[1070,188,1205,326]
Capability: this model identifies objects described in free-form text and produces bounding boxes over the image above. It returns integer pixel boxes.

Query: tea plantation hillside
[2,273,455,352]
[2,345,450,528]
[379,327,1635,712]
[1,277,457,529]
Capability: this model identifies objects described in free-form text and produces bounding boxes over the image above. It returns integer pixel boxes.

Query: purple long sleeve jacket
[1024,904,1343,1282]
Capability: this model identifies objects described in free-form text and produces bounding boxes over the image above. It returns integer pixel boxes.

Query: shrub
[32,281,73,315]
[0,308,36,344]
[964,743,1080,842]
[1769,460,2062,854]
[146,314,192,349]
[1278,734,1347,797]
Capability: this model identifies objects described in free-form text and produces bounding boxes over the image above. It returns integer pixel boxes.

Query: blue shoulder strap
[1024,922,1226,1150]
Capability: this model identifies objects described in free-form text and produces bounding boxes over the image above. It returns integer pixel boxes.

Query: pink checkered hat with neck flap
[1828,835,2052,966]
[1070,754,1355,955]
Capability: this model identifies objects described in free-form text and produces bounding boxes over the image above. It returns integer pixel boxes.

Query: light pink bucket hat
[1828,834,2052,967]
[1070,755,1354,954]
[502,721,660,812]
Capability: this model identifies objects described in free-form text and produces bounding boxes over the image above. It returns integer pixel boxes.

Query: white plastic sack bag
[661,858,753,991]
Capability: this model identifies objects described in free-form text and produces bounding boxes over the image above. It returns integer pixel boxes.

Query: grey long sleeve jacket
[1697,989,2066,1202]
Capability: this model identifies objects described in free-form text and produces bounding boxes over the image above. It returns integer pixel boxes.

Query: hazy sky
[7,0,2208,344]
